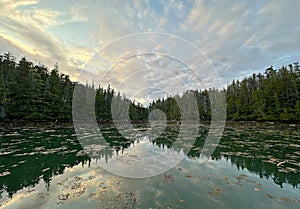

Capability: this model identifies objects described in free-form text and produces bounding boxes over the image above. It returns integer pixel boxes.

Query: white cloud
[10,9,63,31]
[177,0,300,84]
[1,0,300,103]
[0,0,38,14]
[0,0,96,80]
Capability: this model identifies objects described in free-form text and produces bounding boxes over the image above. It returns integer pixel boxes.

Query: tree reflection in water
[0,124,299,199]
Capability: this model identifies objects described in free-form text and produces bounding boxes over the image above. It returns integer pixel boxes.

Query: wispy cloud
[0,0,299,104]
[0,0,95,79]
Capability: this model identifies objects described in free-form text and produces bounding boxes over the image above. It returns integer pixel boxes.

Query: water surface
[0,125,299,208]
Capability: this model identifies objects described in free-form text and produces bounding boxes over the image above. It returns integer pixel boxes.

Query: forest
[151,62,300,121]
[0,53,147,122]
[0,52,300,122]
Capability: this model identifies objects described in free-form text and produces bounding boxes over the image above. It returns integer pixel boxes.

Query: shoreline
[1,119,299,131]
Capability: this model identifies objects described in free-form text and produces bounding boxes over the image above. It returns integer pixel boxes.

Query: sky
[0,0,300,106]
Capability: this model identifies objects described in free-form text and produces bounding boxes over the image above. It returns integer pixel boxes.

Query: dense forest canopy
[151,62,300,121]
[226,63,300,121]
[0,53,299,122]
[0,53,147,122]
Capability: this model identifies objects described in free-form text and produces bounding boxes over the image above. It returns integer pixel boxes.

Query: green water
[0,125,299,208]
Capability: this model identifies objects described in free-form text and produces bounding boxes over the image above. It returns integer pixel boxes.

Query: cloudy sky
[1,0,300,105]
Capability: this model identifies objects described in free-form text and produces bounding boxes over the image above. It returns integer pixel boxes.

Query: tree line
[1,53,299,122]
[148,63,300,122]
[226,63,300,121]
[0,53,147,122]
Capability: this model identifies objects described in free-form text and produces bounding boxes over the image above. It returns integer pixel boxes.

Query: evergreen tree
[0,53,299,123]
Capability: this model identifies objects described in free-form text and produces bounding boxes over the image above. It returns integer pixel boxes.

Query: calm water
[0,125,299,208]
